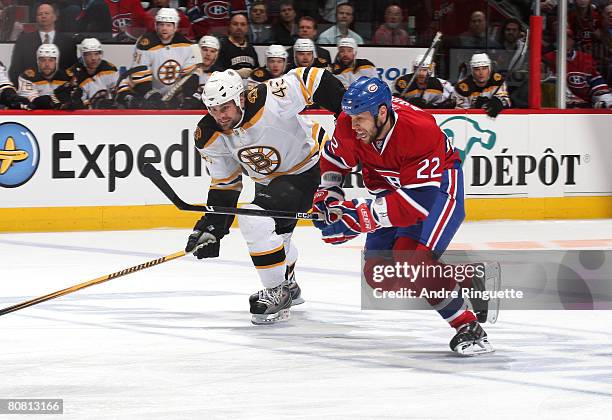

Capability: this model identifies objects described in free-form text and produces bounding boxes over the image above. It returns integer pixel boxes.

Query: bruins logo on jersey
[25,68,35,78]
[247,88,258,103]
[397,79,407,89]
[194,126,202,142]
[158,59,182,85]
[459,82,468,92]
[493,73,502,82]
[139,37,150,47]
[253,69,264,78]
[238,146,281,175]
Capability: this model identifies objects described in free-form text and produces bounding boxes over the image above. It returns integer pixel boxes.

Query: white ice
[2,220,612,419]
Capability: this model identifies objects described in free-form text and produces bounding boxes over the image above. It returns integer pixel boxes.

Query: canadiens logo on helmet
[367,83,378,93]
[204,1,230,19]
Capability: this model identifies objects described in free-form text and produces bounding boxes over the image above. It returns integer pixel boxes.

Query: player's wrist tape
[371,197,392,227]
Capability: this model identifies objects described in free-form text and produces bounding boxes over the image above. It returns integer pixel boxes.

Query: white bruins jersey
[0,61,14,94]
[332,58,378,89]
[194,67,331,189]
[130,32,197,95]
[70,60,119,104]
[394,73,454,106]
[17,67,71,100]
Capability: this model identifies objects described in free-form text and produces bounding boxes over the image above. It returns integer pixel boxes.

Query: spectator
[319,0,347,23]
[104,0,155,41]
[601,3,612,85]
[55,0,112,36]
[16,44,75,110]
[286,16,331,67]
[9,2,77,85]
[288,38,329,70]
[217,13,260,79]
[332,37,376,88]
[248,44,288,89]
[69,38,119,109]
[569,0,602,55]
[273,0,298,45]
[147,0,193,38]
[543,29,612,108]
[495,18,528,75]
[453,53,511,117]
[393,53,455,109]
[318,3,364,45]
[186,0,247,39]
[0,1,25,41]
[248,0,274,44]
[457,10,500,48]
[372,4,409,46]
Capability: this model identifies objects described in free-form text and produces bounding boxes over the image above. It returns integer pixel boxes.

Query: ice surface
[2,220,612,419]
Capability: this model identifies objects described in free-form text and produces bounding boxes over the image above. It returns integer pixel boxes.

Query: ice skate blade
[485,262,501,324]
[453,338,495,357]
[291,297,305,305]
[251,308,291,325]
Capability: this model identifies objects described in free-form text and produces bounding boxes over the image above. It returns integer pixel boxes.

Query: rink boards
[0,109,611,232]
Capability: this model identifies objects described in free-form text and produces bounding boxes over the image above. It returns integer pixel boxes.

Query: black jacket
[9,31,78,85]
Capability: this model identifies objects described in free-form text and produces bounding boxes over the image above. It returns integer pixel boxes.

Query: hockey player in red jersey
[312,77,498,356]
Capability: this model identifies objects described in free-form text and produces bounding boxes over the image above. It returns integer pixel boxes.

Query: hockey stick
[401,32,443,97]
[141,163,323,221]
[0,250,186,317]
[162,44,204,102]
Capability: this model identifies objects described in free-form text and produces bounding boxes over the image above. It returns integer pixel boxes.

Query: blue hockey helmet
[341,77,392,118]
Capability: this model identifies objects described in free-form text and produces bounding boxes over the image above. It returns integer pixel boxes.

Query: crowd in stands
[0,0,610,111]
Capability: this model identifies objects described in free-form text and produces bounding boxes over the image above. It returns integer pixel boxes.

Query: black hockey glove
[7,95,31,110]
[484,97,504,118]
[142,90,165,109]
[407,96,428,109]
[30,94,59,110]
[185,217,226,259]
[473,96,489,109]
[91,97,117,109]
[53,82,75,104]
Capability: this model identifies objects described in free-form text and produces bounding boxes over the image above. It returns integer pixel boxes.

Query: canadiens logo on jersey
[568,72,588,89]
[204,1,230,19]
[112,14,132,33]
[158,59,182,85]
[375,169,402,189]
[239,146,281,175]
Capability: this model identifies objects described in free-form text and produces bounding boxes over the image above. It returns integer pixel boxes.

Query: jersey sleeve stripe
[257,144,319,181]
[321,148,351,170]
[307,67,320,96]
[396,189,429,217]
[202,131,221,149]
[294,68,312,103]
[210,168,242,184]
[401,181,441,189]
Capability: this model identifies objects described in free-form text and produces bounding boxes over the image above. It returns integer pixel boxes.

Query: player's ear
[240,93,245,108]
[378,104,388,121]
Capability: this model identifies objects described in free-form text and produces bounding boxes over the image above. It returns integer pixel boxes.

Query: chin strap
[373,105,392,142]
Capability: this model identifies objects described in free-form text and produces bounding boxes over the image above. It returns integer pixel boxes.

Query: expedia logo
[439,116,496,163]
[204,1,230,19]
[0,122,39,188]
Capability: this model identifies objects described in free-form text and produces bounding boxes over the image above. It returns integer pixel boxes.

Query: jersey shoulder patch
[240,83,267,124]
[395,74,411,91]
[195,114,223,150]
[454,78,473,96]
[315,57,329,67]
[250,67,269,82]
[490,72,504,86]
[355,58,375,69]
[137,33,161,50]
[99,60,118,72]
[21,67,38,81]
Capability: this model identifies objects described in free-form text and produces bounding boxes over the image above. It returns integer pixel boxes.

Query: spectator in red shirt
[569,0,602,55]
[104,0,155,41]
[372,4,409,46]
[185,0,247,39]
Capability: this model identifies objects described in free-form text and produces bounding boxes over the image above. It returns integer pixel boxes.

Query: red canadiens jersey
[186,0,247,38]
[321,97,461,227]
[104,0,155,35]
[544,49,612,104]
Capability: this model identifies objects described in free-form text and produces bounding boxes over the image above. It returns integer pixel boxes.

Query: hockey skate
[248,262,304,306]
[285,262,304,305]
[450,320,494,356]
[250,283,292,325]
[469,262,501,324]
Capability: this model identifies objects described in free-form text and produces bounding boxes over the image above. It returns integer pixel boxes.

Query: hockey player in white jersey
[118,8,198,109]
[332,37,377,88]
[0,61,30,109]
[393,54,455,109]
[69,38,120,109]
[187,67,345,324]
[247,45,288,89]
[195,35,220,95]
[17,44,73,110]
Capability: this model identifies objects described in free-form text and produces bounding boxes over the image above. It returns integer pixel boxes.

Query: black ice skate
[250,283,292,325]
[450,320,494,356]
[469,262,501,324]
[248,262,304,306]
[285,262,304,305]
